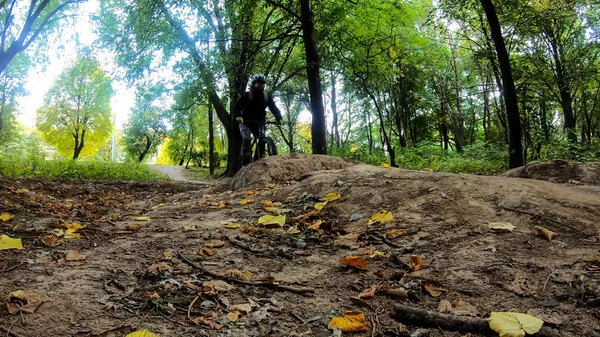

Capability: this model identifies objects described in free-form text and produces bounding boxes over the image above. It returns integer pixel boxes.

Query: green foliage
[36,52,114,159]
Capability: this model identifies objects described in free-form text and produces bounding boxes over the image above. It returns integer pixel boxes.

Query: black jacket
[234,89,282,123]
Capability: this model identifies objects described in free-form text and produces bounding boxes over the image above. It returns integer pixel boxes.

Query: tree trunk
[208,101,216,175]
[330,72,340,148]
[366,108,373,155]
[138,134,153,163]
[539,99,550,143]
[186,123,194,169]
[300,0,327,155]
[480,0,524,168]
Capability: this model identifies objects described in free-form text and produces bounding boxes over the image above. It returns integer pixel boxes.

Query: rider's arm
[234,93,248,118]
[267,94,283,121]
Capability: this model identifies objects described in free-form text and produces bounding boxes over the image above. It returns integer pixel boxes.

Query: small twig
[543,269,556,292]
[177,251,315,295]
[226,236,263,254]
[289,311,304,323]
[187,296,199,322]
[5,319,17,337]
[368,232,402,248]
[502,206,587,234]
[2,262,24,273]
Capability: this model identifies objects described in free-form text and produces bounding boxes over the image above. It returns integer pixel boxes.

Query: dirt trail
[1,158,600,337]
[149,164,207,183]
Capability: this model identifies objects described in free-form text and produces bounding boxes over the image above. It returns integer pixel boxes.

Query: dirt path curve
[148,164,208,184]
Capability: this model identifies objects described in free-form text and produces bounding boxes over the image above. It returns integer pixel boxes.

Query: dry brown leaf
[192,315,223,329]
[203,280,234,292]
[146,291,161,299]
[205,240,225,248]
[339,256,369,270]
[6,290,51,314]
[424,280,448,297]
[40,235,61,247]
[409,255,424,271]
[227,311,240,322]
[197,248,217,256]
[148,262,172,273]
[328,310,368,332]
[535,226,557,241]
[229,303,252,314]
[362,248,375,255]
[358,285,379,300]
[438,299,453,313]
[385,228,409,239]
[374,270,386,279]
[227,269,253,281]
[243,225,255,233]
[35,256,53,264]
[381,288,408,301]
[308,219,325,230]
[65,250,88,261]
[126,224,142,232]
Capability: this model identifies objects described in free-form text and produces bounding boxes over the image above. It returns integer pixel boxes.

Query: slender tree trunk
[480,0,524,168]
[138,135,152,163]
[330,72,340,148]
[299,0,327,155]
[366,109,373,155]
[186,124,194,169]
[539,99,550,143]
[208,101,215,175]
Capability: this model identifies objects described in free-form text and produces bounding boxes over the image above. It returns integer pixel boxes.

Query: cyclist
[234,74,283,166]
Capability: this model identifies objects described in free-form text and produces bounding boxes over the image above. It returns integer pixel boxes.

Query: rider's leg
[239,124,253,166]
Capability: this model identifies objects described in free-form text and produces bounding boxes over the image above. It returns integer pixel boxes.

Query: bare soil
[504,160,600,185]
[2,158,600,337]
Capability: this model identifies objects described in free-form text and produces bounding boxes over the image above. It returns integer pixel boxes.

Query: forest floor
[2,155,600,337]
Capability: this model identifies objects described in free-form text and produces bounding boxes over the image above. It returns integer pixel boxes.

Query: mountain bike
[239,120,278,166]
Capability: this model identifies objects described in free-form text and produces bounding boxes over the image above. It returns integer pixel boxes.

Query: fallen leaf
[307,209,320,217]
[314,201,328,210]
[368,210,393,225]
[370,251,385,259]
[488,222,515,232]
[40,235,61,247]
[320,192,341,202]
[162,250,175,260]
[247,190,256,195]
[127,224,142,232]
[362,248,375,255]
[374,270,385,278]
[359,285,380,299]
[203,194,212,199]
[205,240,225,248]
[226,223,241,229]
[328,310,368,332]
[308,219,325,230]
[146,291,160,299]
[263,201,273,208]
[264,207,292,214]
[126,330,159,337]
[148,262,172,273]
[203,280,234,292]
[243,225,255,233]
[197,248,217,256]
[229,303,252,314]
[227,311,240,322]
[350,297,373,310]
[6,290,50,314]
[134,216,150,221]
[35,256,53,264]
[227,269,253,281]
[287,226,301,234]
[424,280,448,297]
[382,163,391,168]
[0,234,23,250]
[218,202,226,209]
[487,312,543,337]
[385,228,409,239]
[381,288,408,301]
[65,250,87,261]
[62,222,86,239]
[257,214,286,228]
[241,199,253,205]
[535,226,557,241]
[438,299,453,313]
[192,316,222,329]
[409,255,424,271]
[0,213,14,222]
[340,256,369,270]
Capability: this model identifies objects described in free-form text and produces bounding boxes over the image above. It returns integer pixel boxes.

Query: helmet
[250,73,266,84]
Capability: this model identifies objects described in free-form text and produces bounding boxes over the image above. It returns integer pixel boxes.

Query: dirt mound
[503,160,600,185]
[219,153,358,190]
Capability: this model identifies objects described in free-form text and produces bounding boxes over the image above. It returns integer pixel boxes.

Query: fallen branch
[391,305,561,337]
[226,236,263,254]
[0,324,24,337]
[177,252,315,295]
[502,206,588,235]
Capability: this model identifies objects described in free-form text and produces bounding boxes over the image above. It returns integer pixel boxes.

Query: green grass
[186,166,225,180]
[0,159,167,181]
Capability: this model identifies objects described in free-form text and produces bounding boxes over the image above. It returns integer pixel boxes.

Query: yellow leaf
[535,226,557,241]
[287,226,301,234]
[328,310,368,332]
[134,216,150,221]
[203,194,212,198]
[0,234,23,250]
[257,214,286,228]
[0,213,14,222]
[247,190,256,195]
[218,202,227,209]
[340,256,369,270]
[308,219,325,230]
[263,201,273,208]
[226,223,241,229]
[368,210,393,225]
[409,255,424,271]
[15,189,28,194]
[264,207,291,214]
[40,235,61,247]
[314,201,328,210]
[489,222,515,232]
[320,192,341,202]
[241,199,253,205]
[126,330,160,337]
[487,312,544,337]
[227,269,253,281]
[382,163,391,168]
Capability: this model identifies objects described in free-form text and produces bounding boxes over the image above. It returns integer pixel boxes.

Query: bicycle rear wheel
[258,137,277,158]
